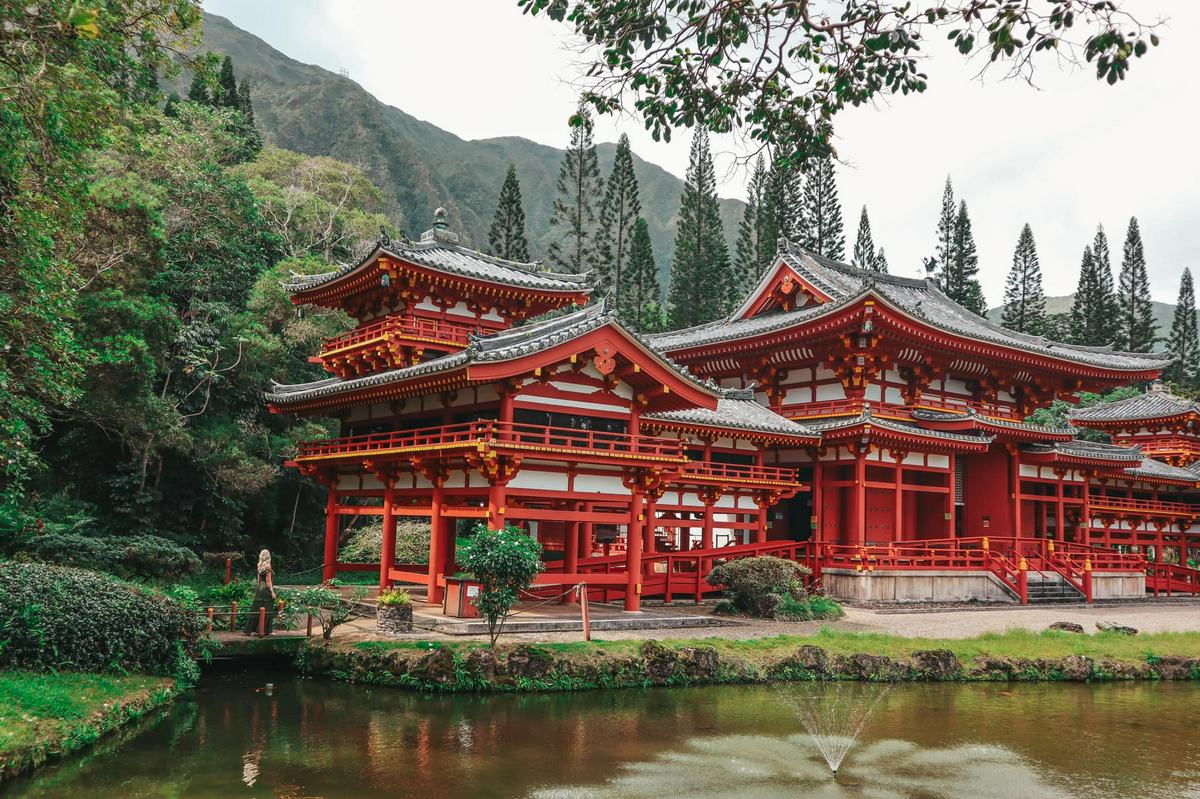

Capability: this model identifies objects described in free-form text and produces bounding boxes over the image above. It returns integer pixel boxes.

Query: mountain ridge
[986,294,1185,352]
[189,13,747,287]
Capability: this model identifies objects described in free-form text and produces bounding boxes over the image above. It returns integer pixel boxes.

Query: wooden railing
[297,420,687,463]
[1146,562,1200,596]
[676,461,799,486]
[320,315,473,357]
[1088,494,1200,517]
[782,396,1024,423]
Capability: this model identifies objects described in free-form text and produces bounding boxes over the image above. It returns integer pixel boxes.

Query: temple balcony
[782,397,1024,423]
[315,315,474,378]
[674,461,804,493]
[1114,435,1200,465]
[294,420,687,468]
[1088,493,1200,521]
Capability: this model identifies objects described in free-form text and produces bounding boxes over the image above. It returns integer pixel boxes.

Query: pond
[8,667,1200,798]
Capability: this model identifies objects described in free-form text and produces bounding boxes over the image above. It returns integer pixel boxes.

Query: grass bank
[0,672,176,781]
[298,628,1200,692]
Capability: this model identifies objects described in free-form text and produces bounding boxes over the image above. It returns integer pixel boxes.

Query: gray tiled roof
[1124,457,1200,484]
[1021,439,1144,463]
[266,300,717,405]
[1069,391,1197,424]
[805,410,993,445]
[643,387,819,439]
[911,408,1076,437]
[284,239,593,295]
[659,246,1165,372]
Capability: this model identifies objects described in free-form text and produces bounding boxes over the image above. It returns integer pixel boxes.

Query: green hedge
[0,562,204,679]
[23,533,200,580]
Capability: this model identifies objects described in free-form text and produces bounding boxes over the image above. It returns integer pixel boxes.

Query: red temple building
[268,215,1200,607]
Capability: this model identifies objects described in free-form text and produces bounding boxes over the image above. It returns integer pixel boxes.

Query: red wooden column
[854,448,867,546]
[892,455,904,544]
[1079,471,1092,547]
[487,481,506,530]
[644,494,658,554]
[1054,472,1066,542]
[811,455,824,545]
[754,448,767,544]
[427,478,447,604]
[379,477,397,590]
[579,501,593,560]
[946,453,957,538]
[562,501,580,605]
[1010,446,1024,539]
[322,482,339,583]
[625,487,645,612]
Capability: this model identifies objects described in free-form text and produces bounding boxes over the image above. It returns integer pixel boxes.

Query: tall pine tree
[940,200,987,314]
[1090,224,1119,344]
[1069,246,1103,345]
[932,176,956,278]
[593,134,641,307]
[800,157,844,260]
[667,129,730,328]
[487,163,530,262]
[1166,268,1199,389]
[215,55,238,108]
[547,107,603,273]
[624,217,661,331]
[734,155,770,298]
[1000,223,1046,335]
[851,206,886,273]
[1115,216,1157,352]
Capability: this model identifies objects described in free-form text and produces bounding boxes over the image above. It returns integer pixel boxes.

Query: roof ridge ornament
[420,206,460,245]
[379,225,391,248]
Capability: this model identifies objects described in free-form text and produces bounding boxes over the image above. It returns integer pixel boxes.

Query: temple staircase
[1024,572,1085,604]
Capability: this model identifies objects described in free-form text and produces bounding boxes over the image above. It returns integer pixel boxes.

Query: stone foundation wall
[1091,572,1145,599]
[821,569,1017,603]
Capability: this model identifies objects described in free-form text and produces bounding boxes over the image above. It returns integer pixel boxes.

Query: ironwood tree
[488,163,531,262]
[622,217,662,330]
[593,134,641,304]
[942,200,986,315]
[734,154,770,299]
[1115,216,1157,352]
[548,105,603,273]
[1166,268,1199,390]
[667,128,730,327]
[800,157,845,260]
[518,0,1159,166]
[1069,224,1118,346]
[852,206,886,273]
[1000,223,1046,335]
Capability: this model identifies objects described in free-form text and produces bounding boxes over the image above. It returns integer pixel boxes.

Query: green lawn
[0,672,175,779]
[351,627,1200,668]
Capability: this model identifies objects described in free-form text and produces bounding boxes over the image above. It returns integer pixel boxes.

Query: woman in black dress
[244,549,277,635]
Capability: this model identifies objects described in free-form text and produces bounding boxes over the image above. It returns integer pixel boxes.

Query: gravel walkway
[333,599,1200,645]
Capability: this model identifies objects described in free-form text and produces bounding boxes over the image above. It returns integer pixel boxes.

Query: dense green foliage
[0,21,399,574]
[287,583,367,640]
[460,524,545,646]
[1026,386,1142,442]
[594,134,641,310]
[1000,223,1046,335]
[0,562,203,678]
[23,533,200,581]
[707,555,812,619]
[623,218,662,331]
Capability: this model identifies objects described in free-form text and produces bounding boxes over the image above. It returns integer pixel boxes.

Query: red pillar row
[625,488,644,612]
[321,484,339,583]
[378,478,397,590]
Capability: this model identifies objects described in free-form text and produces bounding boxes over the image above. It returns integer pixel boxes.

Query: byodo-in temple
[266,210,1200,609]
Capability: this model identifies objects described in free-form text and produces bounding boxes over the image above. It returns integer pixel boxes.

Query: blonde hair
[257,549,271,575]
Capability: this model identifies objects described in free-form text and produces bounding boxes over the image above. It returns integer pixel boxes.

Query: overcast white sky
[206,0,1195,305]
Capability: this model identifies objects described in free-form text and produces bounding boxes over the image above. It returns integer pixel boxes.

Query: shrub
[378,587,411,607]
[706,556,812,618]
[286,582,367,640]
[203,577,254,607]
[776,594,844,621]
[339,520,430,564]
[459,523,544,646]
[23,532,200,581]
[0,562,204,679]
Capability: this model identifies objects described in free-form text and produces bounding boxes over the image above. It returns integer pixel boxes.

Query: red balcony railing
[320,315,473,358]
[1088,494,1200,517]
[782,396,1025,423]
[296,420,686,463]
[676,461,800,487]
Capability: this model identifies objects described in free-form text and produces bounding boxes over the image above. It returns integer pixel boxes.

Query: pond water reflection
[8,669,1200,798]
